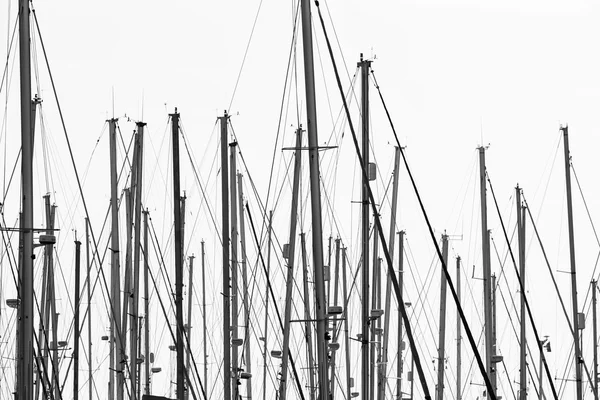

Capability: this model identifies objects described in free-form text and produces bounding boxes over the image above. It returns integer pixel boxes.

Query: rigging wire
[227,0,264,113]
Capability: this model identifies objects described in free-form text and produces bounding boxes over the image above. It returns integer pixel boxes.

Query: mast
[516,186,526,400]
[279,128,302,400]
[238,172,252,400]
[122,188,133,390]
[436,234,449,400]
[186,254,195,397]
[229,141,240,398]
[143,209,150,395]
[397,231,405,400]
[359,54,372,400]
[50,204,59,400]
[108,117,123,400]
[370,232,380,400]
[171,109,185,400]
[74,238,82,400]
[86,218,93,400]
[456,256,462,400]
[131,122,145,399]
[220,112,232,400]
[561,125,582,400]
[379,146,401,400]
[299,0,329,397]
[18,0,34,398]
[329,239,342,398]
[478,146,496,394]
[342,245,352,400]
[37,195,54,400]
[301,232,316,400]
[201,241,208,392]
[593,280,598,400]
[263,212,272,400]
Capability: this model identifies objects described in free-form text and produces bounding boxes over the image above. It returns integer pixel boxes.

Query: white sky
[1,1,600,399]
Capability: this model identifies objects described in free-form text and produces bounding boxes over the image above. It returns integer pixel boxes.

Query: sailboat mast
[186,254,195,396]
[359,53,372,400]
[220,112,232,400]
[86,218,93,400]
[341,245,352,400]
[201,241,207,392]
[379,146,401,400]
[436,234,449,400]
[397,231,405,400]
[131,122,145,399]
[478,146,496,395]
[370,231,380,400]
[263,212,272,400]
[279,128,302,400]
[456,256,462,400]
[593,279,598,400]
[300,232,316,400]
[108,117,123,400]
[171,109,185,400]
[329,238,341,398]
[229,141,240,398]
[18,0,34,397]
[74,238,82,400]
[143,209,150,395]
[561,125,582,400]
[516,186,526,400]
[238,172,252,400]
[36,195,53,399]
[299,0,329,397]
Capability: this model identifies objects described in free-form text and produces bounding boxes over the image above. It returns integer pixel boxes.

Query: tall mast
[186,254,195,398]
[279,128,302,400]
[131,122,145,400]
[397,231,405,400]
[201,241,208,392]
[86,218,93,400]
[37,195,54,399]
[122,188,133,388]
[220,112,232,400]
[329,238,341,398]
[74,238,82,400]
[561,125,582,400]
[18,0,34,398]
[359,54,372,400]
[108,117,123,400]
[341,245,352,400]
[436,234,449,400]
[300,232,316,400]
[593,279,598,400]
[370,231,380,400]
[478,146,496,394]
[237,172,252,400]
[171,109,185,400]
[229,141,240,398]
[456,256,462,400]
[143,210,150,395]
[50,204,59,400]
[516,186,526,400]
[379,146,401,400]
[263,212,273,400]
[299,0,329,397]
